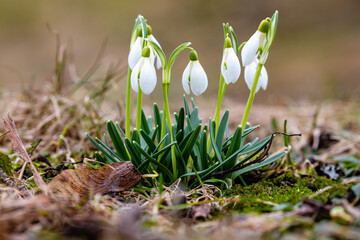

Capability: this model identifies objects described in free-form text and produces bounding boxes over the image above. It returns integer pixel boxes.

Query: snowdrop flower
[128,25,163,70]
[241,20,270,66]
[244,59,268,93]
[182,50,208,96]
[131,46,157,95]
[221,36,241,84]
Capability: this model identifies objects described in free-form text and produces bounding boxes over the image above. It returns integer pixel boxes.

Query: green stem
[136,86,142,130]
[240,62,263,131]
[214,75,226,128]
[125,67,132,138]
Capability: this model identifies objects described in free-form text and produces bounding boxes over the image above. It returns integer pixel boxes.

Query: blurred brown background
[0,0,359,105]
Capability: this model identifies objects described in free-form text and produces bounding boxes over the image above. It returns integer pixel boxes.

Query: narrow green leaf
[140,129,156,153]
[133,141,175,182]
[181,125,201,162]
[199,130,209,170]
[115,122,126,138]
[86,133,118,163]
[216,110,229,150]
[107,120,129,161]
[124,138,141,167]
[183,95,190,117]
[141,110,151,134]
[131,129,140,144]
[209,120,223,163]
[153,103,162,142]
[233,151,287,179]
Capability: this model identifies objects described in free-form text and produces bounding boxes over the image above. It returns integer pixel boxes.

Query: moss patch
[228,172,340,213]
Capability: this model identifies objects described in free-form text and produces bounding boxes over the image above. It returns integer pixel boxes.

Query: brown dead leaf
[48,161,142,198]
[3,113,48,194]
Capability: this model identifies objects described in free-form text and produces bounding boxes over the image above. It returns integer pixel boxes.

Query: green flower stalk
[240,11,278,131]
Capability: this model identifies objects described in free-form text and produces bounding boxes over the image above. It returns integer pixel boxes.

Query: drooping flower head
[221,35,241,84]
[131,46,157,95]
[241,20,270,66]
[182,50,208,96]
[244,59,268,93]
[128,25,162,70]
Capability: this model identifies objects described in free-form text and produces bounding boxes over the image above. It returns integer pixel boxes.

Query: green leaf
[209,120,223,163]
[168,42,191,70]
[133,141,175,182]
[131,129,140,144]
[86,133,119,163]
[216,110,229,150]
[224,125,242,169]
[153,103,162,142]
[107,120,129,161]
[233,151,287,179]
[27,138,42,157]
[181,125,201,162]
[204,178,229,189]
[183,95,190,117]
[94,152,106,164]
[199,130,209,170]
[139,129,156,153]
[141,110,151,134]
[124,138,141,167]
[176,108,185,134]
[115,122,126,138]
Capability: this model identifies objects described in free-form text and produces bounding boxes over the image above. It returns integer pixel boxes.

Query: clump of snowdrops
[87,11,288,189]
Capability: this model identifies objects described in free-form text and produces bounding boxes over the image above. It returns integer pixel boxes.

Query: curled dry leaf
[48,161,142,198]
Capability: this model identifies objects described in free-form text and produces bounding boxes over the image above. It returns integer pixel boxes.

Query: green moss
[227,172,340,213]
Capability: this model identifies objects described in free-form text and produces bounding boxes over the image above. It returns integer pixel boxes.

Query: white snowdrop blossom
[244,59,268,93]
[128,37,143,70]
[131,47,157,95]
[221,37,241,84]
[182,51,208,96]
[241,20,270,66]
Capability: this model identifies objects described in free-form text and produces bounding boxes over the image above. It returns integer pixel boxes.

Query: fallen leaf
[48,161,142,198]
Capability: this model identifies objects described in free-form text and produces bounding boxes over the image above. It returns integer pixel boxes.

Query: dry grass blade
[3,113,48,194]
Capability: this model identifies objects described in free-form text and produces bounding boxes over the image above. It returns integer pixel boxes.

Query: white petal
[182,61,191,95]
[139,58,157,95]
[244,60,261,93]
[128,37,143,69]
[149,35,163,69]
[259,65,268,90]
[241,31,260,66]
[131,58,143,93]
[221,48,241,84]
[149,35,162,48]
[190,61,208,96]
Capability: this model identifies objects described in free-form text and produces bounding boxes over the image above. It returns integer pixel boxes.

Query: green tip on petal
[224,36,232,48]
[258,20,270,33]
[189,50,198,61]
[142,46,151,57]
